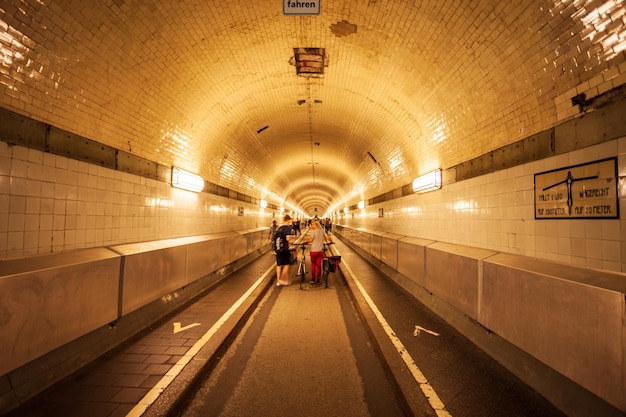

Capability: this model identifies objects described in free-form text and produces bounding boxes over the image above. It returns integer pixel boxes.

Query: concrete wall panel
[0,249,120,376]
[331,219,626,413]
[369,231,384,260]
[396,237,434,286]
[185,236,220,283]
[481,253,626,411]
[358,229,370,255]
[381,233,404,270]
[425,242,496,320]
[242,228,266,254]
[112,240,188,316]
[220,233,248,265]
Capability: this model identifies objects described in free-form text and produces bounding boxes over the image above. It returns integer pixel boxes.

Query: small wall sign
[283,0,320,15]
[534,157,618,219]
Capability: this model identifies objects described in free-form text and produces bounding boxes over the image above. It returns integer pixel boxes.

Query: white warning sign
[534,158,618,219]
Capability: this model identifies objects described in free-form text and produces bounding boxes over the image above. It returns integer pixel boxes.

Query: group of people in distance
[268,214,333,286]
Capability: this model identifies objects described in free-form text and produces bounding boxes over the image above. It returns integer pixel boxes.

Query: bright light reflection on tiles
[171,187,199,205]
[0,16,60,95]
[220,160,237,182]
[568,0,626,61]
[427,113,448,145]
[208,204,228,213]
[387,147,406,178]
[0,21,25,89]
[453,200,473,212]
[159,125,191,158]
[403,206,421,215]
[149,197,170,207]
[329,184,365,214]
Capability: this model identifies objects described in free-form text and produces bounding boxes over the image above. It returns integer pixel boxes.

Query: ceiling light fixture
[293,48,327,77]
[171,167,204,192]
[412,169,442,193]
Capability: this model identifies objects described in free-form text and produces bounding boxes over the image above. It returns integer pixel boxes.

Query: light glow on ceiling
[159,125,191,159]
[387,147,407,178]
[0,20,29,90]
[427,113,449,145]
[566,0,626,61]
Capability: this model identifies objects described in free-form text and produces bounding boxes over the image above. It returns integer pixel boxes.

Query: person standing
[275,214,294,286]
[292,218,301,236]
[268,219,279,253]
[307,221,332,284]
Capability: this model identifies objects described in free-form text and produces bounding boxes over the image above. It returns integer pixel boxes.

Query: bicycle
[319,242,341,288]
[297,243,310,288]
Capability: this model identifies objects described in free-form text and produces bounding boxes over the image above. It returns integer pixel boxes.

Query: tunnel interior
[1,1,624,218]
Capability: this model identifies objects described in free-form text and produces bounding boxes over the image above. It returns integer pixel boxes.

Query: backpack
[273,225,289,252]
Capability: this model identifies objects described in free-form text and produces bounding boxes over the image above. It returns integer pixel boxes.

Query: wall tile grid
[2,136,626,271]
[343,138,626,273]
[0,142,272,260]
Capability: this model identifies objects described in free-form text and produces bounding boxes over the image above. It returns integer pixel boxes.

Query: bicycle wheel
[297,246,307,278]
[321,259,330,287]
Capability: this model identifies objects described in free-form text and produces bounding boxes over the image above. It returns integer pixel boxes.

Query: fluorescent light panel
[171,167,204,192]
[412,169,442,193]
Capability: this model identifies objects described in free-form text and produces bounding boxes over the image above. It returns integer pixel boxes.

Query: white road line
[125,264,275,417]
[338,255,453,417]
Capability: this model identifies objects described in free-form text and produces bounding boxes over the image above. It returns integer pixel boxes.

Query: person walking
[274,214,294,286]
[307,221,333,284]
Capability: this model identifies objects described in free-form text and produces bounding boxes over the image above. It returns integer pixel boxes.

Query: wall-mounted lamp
[343,207,348,214]
[171,167,204,192]
[259,199,268,208]
[358,200,366,209]
[412,169,442,193]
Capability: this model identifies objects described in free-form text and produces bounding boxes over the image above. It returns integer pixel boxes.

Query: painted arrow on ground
[173,322,201,334]
[413,325,440,337]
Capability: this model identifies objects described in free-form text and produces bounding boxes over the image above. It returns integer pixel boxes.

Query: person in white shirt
[306,221,333,284]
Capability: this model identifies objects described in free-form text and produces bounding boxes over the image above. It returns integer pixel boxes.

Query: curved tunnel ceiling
[0,1,623,216]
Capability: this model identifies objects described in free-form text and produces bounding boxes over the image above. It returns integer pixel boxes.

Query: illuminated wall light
[260,199,268,208]
[358,200,366,209]
[343,207,348,213]
[412,169,442,193]
[171,167,204,192]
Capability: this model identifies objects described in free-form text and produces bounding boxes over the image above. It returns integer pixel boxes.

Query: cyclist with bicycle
[306,220,333,284]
